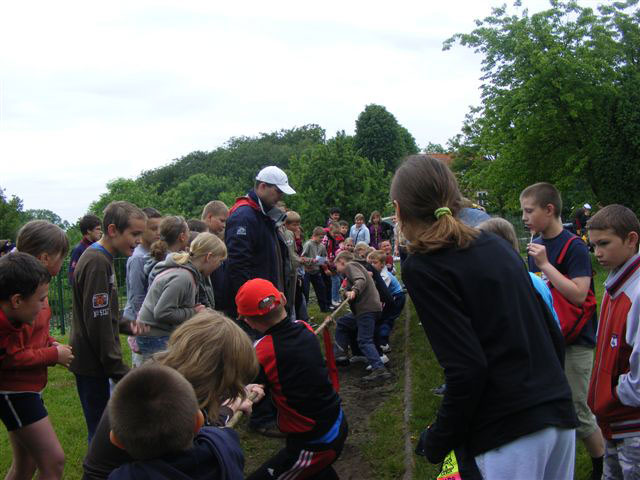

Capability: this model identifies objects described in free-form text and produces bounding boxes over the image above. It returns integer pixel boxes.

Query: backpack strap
[556,235,579,266]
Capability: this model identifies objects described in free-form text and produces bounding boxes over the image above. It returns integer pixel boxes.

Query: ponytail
[150,240,170,262]
[391,155,478,254]
[151,215,188,262]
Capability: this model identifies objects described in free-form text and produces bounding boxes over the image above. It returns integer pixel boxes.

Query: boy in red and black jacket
[237,278,347,480]
[587,205,640,477]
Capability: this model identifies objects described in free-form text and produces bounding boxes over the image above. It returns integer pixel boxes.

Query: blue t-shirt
[529,273,560,330]
[527,229,596,346]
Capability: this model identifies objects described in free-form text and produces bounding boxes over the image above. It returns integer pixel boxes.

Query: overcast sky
[1,0,602,223]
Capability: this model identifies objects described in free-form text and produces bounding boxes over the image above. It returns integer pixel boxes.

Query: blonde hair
[342,237,354,246]
[390,155,478,254]
[201,201,228,221]
[173,232,227,265]
[477,218,519,251]
[154,311,258,419]
[367,250,386,263]
[285,211,301,224]
[335,251,355,263]
[354,213,365,222]
[355,241,369,251]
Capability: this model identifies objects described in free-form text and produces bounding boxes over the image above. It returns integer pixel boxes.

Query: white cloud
[0,0,602,222]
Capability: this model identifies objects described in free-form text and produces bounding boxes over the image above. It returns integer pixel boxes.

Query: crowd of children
[1,158,639,480]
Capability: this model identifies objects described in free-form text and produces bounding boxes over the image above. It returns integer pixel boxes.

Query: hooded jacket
[107,427,244,480]
[138,253,201,336]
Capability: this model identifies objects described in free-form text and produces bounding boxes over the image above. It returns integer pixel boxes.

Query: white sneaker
[349,355,368,364]
[332,300,341,307]
[366,354,390,371]
[380,344,391,353]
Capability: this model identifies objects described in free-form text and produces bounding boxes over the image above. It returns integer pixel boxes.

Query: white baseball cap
[256,166,296,195]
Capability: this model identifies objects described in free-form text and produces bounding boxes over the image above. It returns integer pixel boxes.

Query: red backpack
[547,235,597,344]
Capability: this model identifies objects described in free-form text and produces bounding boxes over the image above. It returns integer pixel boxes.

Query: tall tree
[0,187,24,241]
[445,1,640,213]
[22,209,70,230]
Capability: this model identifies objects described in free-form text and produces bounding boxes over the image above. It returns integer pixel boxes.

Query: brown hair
[243,303,287,325]
[17,220,70,258]
[201,201,228,220]
[312,227,325,237]
[390,155,478,254]
[477,218,519,251]
[519,182,563,218]
[367,250,387,264]
[153,311,258,420]
[150,216,188,262]
[103,201,146,233]
[335,251,355,263]
[354,213,365,222]
[285,211,301,224]
[587,205,640,245]
[187,219,207,233]
[79,214,102,235]
[338,220,349,228]
[369,211,381,224]
[173,232,227,265]
[109,364,197,460]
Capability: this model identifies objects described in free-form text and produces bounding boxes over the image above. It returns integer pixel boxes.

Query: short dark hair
[520,182,563,218]
[312,227,325,237]
[103,201,146,233]
[0,252,51,302]
[109,364,198,460]
[338,220,349,228]
[330,207,341,215]
[79,214,102,235]
[187,219,207,233]
[142,207,162,219]
[587,205,640,245]
[17,220,70,258]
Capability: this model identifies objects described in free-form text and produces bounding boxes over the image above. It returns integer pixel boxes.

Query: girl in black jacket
[390,155,577,479]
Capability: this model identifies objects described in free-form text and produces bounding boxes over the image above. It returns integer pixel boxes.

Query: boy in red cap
[237,278,347,480]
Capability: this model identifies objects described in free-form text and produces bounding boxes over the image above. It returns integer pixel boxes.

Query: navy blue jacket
[107,427,244,480]
[224,190,289,317]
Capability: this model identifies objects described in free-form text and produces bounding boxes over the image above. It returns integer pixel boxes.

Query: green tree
[424,142,446,154]
[0,187,24,241]
[165,174,243,219]
[354,104,414,172]
[445,1,640,213]
[287,132,392,231]
[89,178,164,216]
[22,209,70,230]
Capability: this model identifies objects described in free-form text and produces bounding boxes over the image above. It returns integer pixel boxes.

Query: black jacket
[403,231,577,463]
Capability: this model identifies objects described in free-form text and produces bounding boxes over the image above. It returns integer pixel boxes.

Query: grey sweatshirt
[138,253,201,336]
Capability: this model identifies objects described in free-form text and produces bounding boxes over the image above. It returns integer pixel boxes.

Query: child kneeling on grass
[107,364,245,480]
[586,205,640,478]
[137,232,226,362]
[237,278,348,480]
[392,155,577,479]
[0,249,73,479]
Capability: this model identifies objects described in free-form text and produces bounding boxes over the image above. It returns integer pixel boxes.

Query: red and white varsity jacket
[588,253,640,440]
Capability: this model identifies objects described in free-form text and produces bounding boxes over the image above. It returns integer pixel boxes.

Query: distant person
[0,234,68,480]
[123,207,162,366]
[573,203,592,237]
[106,364,245,480]
[0,239,15,257]
[457,197,490,227]
[68,214,102,284]
[224,166,295,318]
[201,200,229,311]
[69,201,148,443]
[327,207,341,227]
[186,218,207,234]
[323,221,344,307]
[521,182,604,478]
[302,227,331,313]
[349,213,370,245]
[394,156,577,478]
[587,205,640,479]
[145,216,190,286]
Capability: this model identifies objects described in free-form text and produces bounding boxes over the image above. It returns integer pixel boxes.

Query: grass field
[0,258,610,479]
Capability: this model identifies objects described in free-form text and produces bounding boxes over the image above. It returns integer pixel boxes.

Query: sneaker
[366,354,390,371]
[248,422,287,438]
[380,343,391,353]
[431,383,447,396]
[336,356,350,367]
[349,355,368,364]
[362,367,391,382]
[332,300,341,307]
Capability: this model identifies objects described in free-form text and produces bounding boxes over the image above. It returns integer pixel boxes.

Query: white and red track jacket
[588,253,640,440]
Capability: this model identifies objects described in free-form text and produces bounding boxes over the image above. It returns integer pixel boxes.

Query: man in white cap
[224,166,296,319]
[224,166,296,437]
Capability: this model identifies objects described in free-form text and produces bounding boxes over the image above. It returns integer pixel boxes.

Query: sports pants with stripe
[246,416,348,480]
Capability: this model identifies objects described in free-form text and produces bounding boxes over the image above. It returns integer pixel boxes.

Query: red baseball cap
[235,278,283,316]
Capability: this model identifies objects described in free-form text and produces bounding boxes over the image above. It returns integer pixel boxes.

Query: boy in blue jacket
[107,364,244,480]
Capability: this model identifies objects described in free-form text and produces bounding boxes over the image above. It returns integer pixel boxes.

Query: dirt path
[332,355,403,479]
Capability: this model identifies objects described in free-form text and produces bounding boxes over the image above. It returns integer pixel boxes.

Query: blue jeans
[334,312,382,369]
[136,335,170,364]
[74,374,110,444]
[304,271,330,312]
[331,275,342,303]
[379,292,406,343]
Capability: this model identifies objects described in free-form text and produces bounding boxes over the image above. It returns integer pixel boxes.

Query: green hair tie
[434,207,452,220]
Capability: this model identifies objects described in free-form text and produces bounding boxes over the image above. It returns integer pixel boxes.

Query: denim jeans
[136,335,170,364]
[379,292,406,343]
[304,271,330,312]
[74,374,110,444]
[334,312,382,369]
[331,275,341,303]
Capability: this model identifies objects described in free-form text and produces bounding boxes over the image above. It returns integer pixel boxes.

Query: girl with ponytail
[392,155,577,478]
